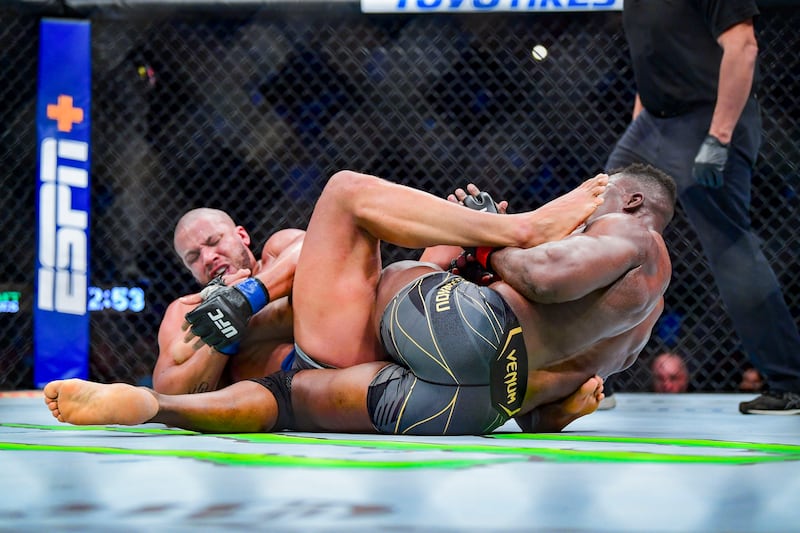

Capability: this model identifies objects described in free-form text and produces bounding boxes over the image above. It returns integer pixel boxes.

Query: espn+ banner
[34,19,91,387]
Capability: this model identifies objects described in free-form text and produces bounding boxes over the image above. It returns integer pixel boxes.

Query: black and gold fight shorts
[368,271,527,435]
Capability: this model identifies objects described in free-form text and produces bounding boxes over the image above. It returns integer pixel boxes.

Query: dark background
[1,1,797,392]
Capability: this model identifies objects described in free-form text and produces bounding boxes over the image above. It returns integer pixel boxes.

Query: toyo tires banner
[360,0,623,13]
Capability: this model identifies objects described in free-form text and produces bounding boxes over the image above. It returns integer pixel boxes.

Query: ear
[624,192,644,211]
[236,225,251,247]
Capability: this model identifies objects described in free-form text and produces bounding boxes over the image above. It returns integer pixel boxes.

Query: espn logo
[34,20,92,385]
[207,309,238,338]
[37,136,88,315]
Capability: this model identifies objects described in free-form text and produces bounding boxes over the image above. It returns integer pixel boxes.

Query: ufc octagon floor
[1,392,799,532]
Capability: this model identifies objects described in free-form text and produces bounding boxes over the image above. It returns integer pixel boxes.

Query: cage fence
[1,3,798,392]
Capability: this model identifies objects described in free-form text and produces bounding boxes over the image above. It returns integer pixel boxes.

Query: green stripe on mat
[2,423,799,467]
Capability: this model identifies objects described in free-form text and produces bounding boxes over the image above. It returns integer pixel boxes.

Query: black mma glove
[455,190,500,283]
[463,191,499,213]
[449,250,496,286]
[185,277,270,355]
[692,134,729,188]
[198,274,225,299]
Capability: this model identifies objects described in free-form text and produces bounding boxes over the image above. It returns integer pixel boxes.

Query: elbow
[529,285,561,305]
[743,39,758,67]
[521,274,561,304]
[151,371,180,394]
[501,252,565,303]
[151,374,170,394]
[521,262,564,304]
[733,30,758,68]
[152,369,186,395]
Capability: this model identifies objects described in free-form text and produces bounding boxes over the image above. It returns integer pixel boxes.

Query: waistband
[282,344,337,371]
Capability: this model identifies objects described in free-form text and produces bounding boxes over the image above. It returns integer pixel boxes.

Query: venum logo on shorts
[434,278,460,312]
[504,351,519,405]
[207,309,238,338]
[491,326,527,417]
[37,129,88,315]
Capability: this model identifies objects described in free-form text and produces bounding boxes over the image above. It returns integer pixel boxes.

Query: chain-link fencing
[1,2,798,392]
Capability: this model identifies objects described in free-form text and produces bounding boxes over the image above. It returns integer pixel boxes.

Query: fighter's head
[591,163,676,232]
[173,208,256,285]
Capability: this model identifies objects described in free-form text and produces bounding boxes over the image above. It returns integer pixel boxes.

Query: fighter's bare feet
[523,375,604,432]
[561,375,605,419]
[523,173,608,246]
[43,379,158,426]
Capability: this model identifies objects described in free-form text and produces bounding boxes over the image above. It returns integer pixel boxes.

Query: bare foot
[523,173,608,246]
[43,379,158,426]
[560,375,605,419]
[522,375,604,432]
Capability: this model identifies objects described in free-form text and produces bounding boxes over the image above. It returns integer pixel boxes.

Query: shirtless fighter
[153,208,303,393]
[45,163,675,435]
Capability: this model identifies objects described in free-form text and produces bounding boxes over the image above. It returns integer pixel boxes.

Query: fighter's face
[174,217,253,285]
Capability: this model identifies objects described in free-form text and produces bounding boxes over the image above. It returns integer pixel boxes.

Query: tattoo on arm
[189,382,210,394]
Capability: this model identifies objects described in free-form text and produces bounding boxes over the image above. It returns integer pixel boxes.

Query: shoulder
[583,213,648,238]
[706,0,759,37]
[160,298,192,333]
[585,214,661,260]
[260,228,306,260]
[269,228,306,241]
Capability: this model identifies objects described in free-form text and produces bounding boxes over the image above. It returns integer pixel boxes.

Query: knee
[325,170,365,197]
[326,169,383,196]
[321,170,381,214]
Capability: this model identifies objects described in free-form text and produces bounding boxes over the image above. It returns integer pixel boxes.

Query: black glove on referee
[693,134,729,188]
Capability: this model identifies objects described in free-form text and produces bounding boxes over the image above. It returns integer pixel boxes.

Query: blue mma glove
[693,134,729,188]
[185,277,270,355]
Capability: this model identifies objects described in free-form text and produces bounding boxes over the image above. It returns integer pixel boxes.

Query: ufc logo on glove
[207,309,238,338]
[185,277,270,355]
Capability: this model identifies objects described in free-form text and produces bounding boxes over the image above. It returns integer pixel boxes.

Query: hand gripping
[463,191,499,213]
[185,277,270,355]
[456,190,500,281]
[464,190,499,269]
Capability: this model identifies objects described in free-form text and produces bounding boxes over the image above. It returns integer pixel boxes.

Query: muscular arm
[153,300,229,394]
[491,215,648,304]
[161,229,304,393]
[709,19,758,144]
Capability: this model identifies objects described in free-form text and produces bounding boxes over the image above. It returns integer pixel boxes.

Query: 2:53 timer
[87,286,146,312]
